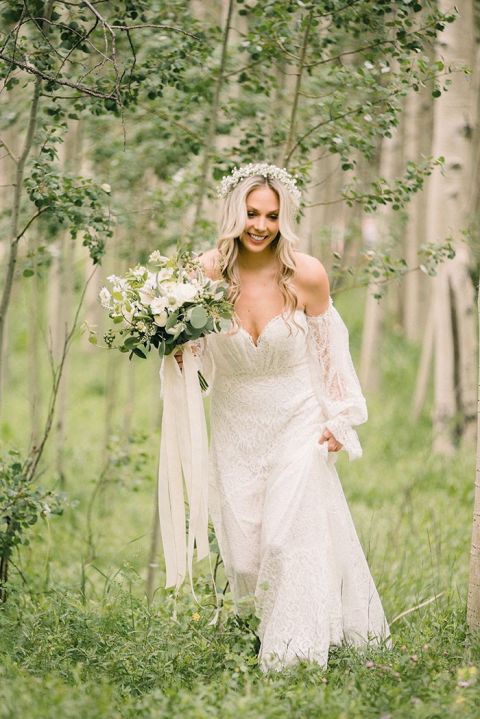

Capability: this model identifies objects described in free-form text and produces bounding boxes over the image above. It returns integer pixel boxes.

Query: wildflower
[99,287,111,309]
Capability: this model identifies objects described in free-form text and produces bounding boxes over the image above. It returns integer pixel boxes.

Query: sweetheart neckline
[238,309,306,349]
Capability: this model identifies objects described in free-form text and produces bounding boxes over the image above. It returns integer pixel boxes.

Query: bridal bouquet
[99,249,232,597]
[99,249,233,389]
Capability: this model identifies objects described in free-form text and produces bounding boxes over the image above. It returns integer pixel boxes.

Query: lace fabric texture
[305,298,367,460]
[190,300,390,672]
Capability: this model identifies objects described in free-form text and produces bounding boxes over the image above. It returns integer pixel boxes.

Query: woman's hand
[174,350,183,370]
[319,429,343,453]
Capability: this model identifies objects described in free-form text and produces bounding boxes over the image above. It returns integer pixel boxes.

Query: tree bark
[359,115,404,393]
[0,78,42,407]
[427,0,477,453]
[191,0,234,233]
[0,0,54,408]
[402,83,433,342]
[282,10,313,168]
[467,279,480,630]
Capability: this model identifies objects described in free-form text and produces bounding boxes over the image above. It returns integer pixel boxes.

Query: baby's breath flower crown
[217,163,301,204]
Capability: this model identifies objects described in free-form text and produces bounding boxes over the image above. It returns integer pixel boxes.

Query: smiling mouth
[248,232,268,242]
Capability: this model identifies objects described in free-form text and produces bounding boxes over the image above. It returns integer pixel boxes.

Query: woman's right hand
[174,350,183,370]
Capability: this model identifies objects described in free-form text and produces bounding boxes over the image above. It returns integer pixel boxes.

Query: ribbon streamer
[157,345,210,597]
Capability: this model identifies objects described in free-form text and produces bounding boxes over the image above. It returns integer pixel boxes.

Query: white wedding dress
[197,298,390,672]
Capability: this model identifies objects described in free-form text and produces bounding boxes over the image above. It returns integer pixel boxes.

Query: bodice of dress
[196,299,367,460]
[208,309,309,379]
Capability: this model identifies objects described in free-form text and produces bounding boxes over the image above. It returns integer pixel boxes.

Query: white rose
[153,310,168,327]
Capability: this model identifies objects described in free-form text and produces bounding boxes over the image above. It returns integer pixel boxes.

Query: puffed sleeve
[306,297,367,460]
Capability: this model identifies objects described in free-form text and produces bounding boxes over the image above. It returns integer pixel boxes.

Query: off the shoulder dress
[196,298,390,672]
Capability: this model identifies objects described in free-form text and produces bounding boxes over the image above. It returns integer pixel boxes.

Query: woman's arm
[296,254,367,460]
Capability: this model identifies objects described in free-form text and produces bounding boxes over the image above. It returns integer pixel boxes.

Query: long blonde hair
[216,175,301,325]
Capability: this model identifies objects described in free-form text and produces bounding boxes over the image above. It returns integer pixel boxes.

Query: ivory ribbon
[157,344,210,596]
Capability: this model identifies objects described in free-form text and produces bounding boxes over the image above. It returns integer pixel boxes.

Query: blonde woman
[176,163,390,672]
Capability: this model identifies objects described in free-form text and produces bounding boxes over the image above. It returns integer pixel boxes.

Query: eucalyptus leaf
[190,305,208,329]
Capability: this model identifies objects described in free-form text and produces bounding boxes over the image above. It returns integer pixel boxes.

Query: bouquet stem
[198,371,209,392]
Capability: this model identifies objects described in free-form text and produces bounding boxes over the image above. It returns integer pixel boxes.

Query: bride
[176,163,390,672]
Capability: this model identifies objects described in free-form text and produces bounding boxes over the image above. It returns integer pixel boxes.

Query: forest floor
[0,291,478,718]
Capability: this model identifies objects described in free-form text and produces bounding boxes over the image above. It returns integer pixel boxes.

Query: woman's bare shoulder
[293,251,329,288]
[293,251,330,313]
[197,248,221,280]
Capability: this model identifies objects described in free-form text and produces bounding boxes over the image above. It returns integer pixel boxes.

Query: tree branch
[0,51,117,99]
[0,135,18,164]
[14,207,51,246]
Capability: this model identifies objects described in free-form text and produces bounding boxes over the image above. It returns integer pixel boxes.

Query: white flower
[153,310,168,327]
[217,163,301,205]
[149,250,169,264]
[150,296,168,314]
[363,114,373,122]
[136,321,148,333]
[131,266,147,279]
[99,287,111,309]
[101,183,111,194]
[166,321,186,337]
[380,64,390,74]
[138,287,156,306]
[162,281,198,310]
[175,282,198,304]
[364,61,374,70]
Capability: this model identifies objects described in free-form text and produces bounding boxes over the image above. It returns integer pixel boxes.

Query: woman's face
[239,185,280,253]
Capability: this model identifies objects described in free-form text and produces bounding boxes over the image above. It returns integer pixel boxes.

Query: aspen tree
[426,0,477,453]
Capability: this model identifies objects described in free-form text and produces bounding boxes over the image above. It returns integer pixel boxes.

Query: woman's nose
[254,217,267,231]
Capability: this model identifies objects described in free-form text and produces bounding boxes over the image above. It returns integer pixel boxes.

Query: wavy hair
[216,174,302,330]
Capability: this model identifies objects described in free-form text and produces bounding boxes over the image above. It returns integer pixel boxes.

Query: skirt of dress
[203,305,393,671]
[207,348,390,672]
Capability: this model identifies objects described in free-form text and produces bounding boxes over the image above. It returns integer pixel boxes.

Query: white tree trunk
[467,281,480,630]
[360,113,404,392]
[402,83,433,342]
[427,0,477,454]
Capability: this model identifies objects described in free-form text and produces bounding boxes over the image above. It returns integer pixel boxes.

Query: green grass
[0,286,478,718]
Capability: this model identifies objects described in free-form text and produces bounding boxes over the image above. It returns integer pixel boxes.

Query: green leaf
[123,335,139,349]
[165,311,179,330]
[132,347,147,359]
[190,305,208,329]
[23,269,34,278]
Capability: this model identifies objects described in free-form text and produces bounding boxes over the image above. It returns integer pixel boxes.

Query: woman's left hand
[319,429,343,453]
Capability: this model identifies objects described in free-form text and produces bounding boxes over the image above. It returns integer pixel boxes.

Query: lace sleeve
[306,297,367,461]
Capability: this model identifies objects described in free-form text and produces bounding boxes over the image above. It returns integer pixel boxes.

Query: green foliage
[330,240,455,299]
[0,449,64,598]
[344,157,445,213]
[24,158,112,265]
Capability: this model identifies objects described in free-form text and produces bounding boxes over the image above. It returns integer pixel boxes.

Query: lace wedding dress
[196,298,390,672]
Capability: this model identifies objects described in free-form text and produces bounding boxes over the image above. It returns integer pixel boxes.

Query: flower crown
[217,162,301,204]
